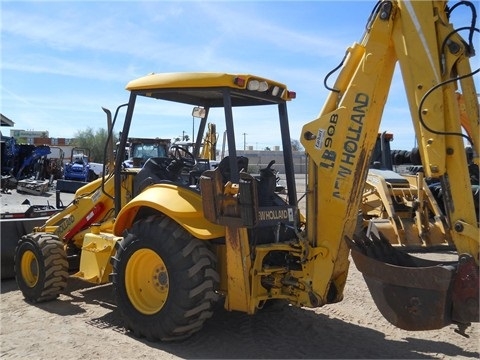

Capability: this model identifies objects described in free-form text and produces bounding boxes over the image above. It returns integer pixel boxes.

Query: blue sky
[2,1,479,151]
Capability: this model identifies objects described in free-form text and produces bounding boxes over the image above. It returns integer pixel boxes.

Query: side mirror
[192,106,206,119]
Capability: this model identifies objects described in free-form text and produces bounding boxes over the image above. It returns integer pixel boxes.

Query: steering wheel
[169,144,196,169]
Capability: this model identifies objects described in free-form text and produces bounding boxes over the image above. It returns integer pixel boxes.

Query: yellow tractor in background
[199,121,218,162]
[172,119,219,185]
[15,0,478,342]
[122,137,171,168]
[360,132,455,249]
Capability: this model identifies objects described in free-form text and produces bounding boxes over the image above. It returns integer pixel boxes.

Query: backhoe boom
[301,0,478,330]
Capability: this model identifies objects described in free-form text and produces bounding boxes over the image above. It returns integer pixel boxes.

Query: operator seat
[188,159,211,186]
[217,156,249,183]
[133,157,172,195]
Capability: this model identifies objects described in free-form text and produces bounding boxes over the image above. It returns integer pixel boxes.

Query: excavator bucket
[347,232,479,332]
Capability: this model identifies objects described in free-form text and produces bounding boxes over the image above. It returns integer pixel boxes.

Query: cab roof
[125,72,293,107]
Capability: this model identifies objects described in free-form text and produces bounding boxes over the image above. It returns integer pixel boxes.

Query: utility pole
[243,133,247,151]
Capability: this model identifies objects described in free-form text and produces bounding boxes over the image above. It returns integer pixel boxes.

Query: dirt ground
[1,179,479,359]
[1,250,479,360]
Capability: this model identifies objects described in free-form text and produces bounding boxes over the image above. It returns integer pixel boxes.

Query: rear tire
[14,233,68,302]
[111,214,219,341]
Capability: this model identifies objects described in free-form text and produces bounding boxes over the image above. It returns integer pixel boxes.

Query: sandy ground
[2,252,479,359]
[1,179,479,359]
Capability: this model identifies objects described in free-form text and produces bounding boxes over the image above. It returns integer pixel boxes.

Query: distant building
[1,114,15,127]
[10,129,49,144]
[232,149,307,174]
[9,128,73,148]
[5,127,76,164]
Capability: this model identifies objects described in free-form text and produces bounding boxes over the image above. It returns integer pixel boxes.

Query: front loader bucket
[347,232,479,332]
[1,217,48,279]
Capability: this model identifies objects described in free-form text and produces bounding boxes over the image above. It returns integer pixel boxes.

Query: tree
[72,127,117,163]
[291,139,304,152]
[173,134,190,142]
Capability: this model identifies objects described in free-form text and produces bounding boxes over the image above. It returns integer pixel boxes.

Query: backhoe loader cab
[112,73,298,214]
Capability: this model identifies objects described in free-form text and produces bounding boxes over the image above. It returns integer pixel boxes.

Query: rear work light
[247,79,269,92]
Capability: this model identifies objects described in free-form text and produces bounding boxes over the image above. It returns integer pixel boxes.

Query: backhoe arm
[301,0,479,331]
[393,1,479,257]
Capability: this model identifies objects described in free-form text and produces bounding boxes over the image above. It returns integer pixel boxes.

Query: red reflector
[64,202,105,241]
[288,91,296,99]
[234,77,246,87]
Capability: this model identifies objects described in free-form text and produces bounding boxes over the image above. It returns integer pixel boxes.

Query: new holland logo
[258,207,294,222]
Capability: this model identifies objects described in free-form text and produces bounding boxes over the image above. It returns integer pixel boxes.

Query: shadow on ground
[3,277,476,359]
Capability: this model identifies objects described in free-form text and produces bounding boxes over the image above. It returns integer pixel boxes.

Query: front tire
[111,215,219,341]
[14,233,68,302]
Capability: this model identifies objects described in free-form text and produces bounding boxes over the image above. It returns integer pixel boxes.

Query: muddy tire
[111,215,219,341]
[14,233,68,302]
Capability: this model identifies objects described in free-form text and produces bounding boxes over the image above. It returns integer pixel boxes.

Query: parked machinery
[359,133,455,249]
[44,146,65,180]
[122,137,171,168]
[63,147,96,182]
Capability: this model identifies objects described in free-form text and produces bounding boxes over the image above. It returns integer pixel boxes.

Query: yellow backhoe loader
[15,0,478,342]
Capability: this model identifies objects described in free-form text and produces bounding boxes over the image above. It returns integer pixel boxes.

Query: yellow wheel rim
[125,248,169,315]
[21,250,39,288]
